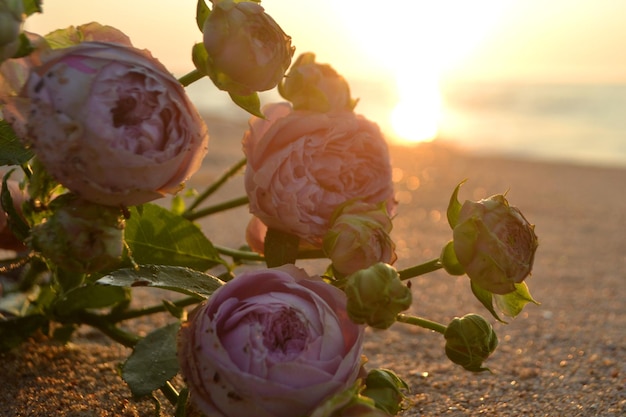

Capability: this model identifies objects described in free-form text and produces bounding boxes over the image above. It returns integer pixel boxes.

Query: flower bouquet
[0,1,539,416]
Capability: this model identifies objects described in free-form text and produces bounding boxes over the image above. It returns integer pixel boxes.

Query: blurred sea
[185,78,626,169]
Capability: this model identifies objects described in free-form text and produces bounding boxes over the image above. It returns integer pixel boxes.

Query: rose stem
[178,69,204,87]
[184,158,247,214]
[160,382,180,408]
[182,196,249,221]
[106,296,201,323]
[398,258,442,280]
[77,312,141,348]
[396,313,447,334]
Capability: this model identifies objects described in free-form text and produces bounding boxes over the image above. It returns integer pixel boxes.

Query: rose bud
[0,179,28,252]
[279,52,356,113]
[453,194,538,294]
[0,0,23,62]
[243,102,395,246]
[3,39,209,207]
[444,313,498,372]
[323,201,396,277]
[344,263,412,329]
[361,369,408,415]
[202,0,294,96]
[177,265,365,417]
[29,195,124,273]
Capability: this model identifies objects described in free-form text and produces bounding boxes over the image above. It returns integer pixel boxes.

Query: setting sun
[332,1,514,143]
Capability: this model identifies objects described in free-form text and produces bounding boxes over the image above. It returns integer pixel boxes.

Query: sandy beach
[1,117,624,416]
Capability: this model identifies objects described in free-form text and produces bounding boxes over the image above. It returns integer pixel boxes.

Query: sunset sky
[24,0,626,142]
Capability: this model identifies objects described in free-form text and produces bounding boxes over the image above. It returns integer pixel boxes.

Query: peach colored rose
[2,32,208,206]
[243,102,395,245]
[178,265,365,417]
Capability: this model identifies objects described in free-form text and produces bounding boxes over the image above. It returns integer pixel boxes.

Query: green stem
[160,381,179,407]
[396,313,447,334]
[79,312,140,348]
[183,195,249,222]
[185,158,247,213]
[215,245,265,262]
[178,69,204,87]
[107,296,201,323]
[398,258,442,280]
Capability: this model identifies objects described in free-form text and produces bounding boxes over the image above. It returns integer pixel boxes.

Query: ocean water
[438,82,626,168]
[185,78,626,169]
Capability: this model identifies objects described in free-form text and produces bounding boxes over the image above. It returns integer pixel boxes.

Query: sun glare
[333,1,514,144]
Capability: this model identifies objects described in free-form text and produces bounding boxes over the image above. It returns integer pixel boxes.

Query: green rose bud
[279,52,357,112]
[0,0,23,62]
[309,381,392,417]
[444,313,498,372]
[453,193,538,294]
[202,0,294,96]
[361,369,408,415]
[344,263,412,329]
[323,201,396,277]
[30,195,125,273]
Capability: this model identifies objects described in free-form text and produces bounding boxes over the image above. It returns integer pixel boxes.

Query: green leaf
[439,240,465,276]
[122,322,181,397]
[470,280,506,324]
[196,0,211,31]
[97,265,224,299]
[446,179,467,229]
[54,285,130,316]
[228,91,264,118]
[191,42,210,76]
[0,121,34,166]
[493,282,540,318]
[0,314,47,352]
[1,170,30,242]
[124,204,225,271]
[264,228,300,268]
[22,0,43,16]
[12,33,35,59]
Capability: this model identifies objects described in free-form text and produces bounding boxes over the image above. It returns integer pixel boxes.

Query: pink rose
[453,194,538,294]
[2,35,208,206]
[323,201,396,277]
[202,0,294,96]
[177,265,365,417]
[243,102,395,245]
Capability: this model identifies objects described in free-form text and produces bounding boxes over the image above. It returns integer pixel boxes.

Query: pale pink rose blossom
[243,102,395,245]
[2,30,208,206]
[178,265,365,417]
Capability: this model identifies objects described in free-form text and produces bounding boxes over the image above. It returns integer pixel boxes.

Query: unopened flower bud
[323,201,396,277]
[361,369,408,415]
[202,0,294,96]
[444,313,498,372]
[344,263,412,329]
[453,193,538,294]
[279,52,356,112]
[0,0,24,62]
[30,195,124,273]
